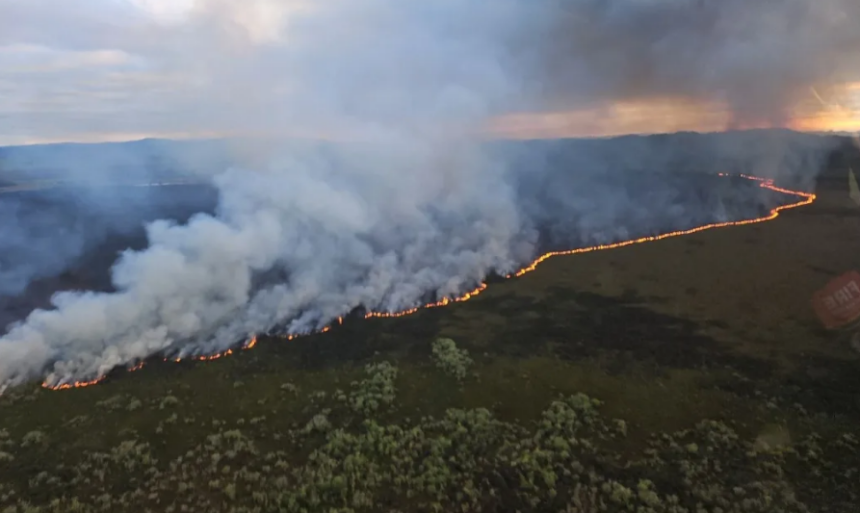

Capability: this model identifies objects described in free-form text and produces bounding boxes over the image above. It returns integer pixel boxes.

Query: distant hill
[0,138,234,183]
[490,129,849,190]
[0,129,852,188]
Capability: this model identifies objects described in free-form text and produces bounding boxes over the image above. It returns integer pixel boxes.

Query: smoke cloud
[0,139,226,301]
[0,0,851,387]
[532,0,860,126]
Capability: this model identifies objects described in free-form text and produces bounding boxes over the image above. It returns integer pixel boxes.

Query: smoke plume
[532,0,860,126]
[0,0,852,387]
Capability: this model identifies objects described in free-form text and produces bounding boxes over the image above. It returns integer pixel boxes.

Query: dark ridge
[0,184,218,330]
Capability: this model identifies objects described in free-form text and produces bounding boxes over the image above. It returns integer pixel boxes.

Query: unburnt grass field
[0,173,859,513]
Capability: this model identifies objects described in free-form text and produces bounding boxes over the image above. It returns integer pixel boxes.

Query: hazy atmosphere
[0,0,858,145]
[2,3,860,513]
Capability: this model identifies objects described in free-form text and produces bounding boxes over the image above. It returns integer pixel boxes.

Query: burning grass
[35,173,816,393]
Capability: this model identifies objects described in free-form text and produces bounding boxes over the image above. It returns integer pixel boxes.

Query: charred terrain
[0,132,859,513]
[0,185,218,329]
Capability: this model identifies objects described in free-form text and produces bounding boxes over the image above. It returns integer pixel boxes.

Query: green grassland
[1,178,859,513]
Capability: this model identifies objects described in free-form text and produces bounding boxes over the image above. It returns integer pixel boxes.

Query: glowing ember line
[363,283,489,319]
[46,377,105,390]
[40,173,814,391]
[510,175,814,278]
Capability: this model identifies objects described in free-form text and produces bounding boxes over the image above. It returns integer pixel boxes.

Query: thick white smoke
[0,0,855,387]
[0,0,546,386]
[1,137,534,386]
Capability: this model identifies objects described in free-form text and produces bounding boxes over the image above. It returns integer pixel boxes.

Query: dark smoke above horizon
[0,0,852,387]
[1,0,858,140]
[532,0,860,125]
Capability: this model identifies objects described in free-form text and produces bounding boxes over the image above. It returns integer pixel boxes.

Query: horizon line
[1,127,856,150]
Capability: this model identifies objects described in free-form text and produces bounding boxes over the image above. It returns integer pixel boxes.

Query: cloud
[536,1,860,106]
[1,0,859,144]
[126,0,197,24]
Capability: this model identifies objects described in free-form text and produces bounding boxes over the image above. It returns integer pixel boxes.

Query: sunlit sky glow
[490,84,860,140]
[0,0,858,146]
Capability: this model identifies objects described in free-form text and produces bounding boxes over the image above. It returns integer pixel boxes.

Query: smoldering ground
[0,138,233,301]
[0,184,218,328]
[0,185,218,298]
[0,0,853,388]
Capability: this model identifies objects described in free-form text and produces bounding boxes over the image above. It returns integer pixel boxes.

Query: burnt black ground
[0,184,217,329]
[0,167,844,416]
[1,136,859,512]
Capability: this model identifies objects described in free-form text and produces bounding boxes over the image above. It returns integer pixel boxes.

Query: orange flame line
[510,174,814,278]
[40,173,814,391]
[46,377,106,391]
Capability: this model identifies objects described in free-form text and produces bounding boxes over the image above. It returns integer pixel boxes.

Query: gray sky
[1,0,859,145]
[0,0,313,144]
